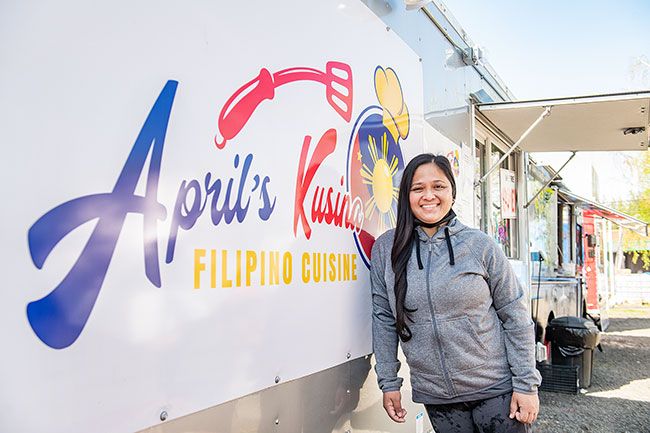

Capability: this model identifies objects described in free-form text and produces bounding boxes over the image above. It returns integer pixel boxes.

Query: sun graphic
[360,132,399,233]
[346,65,408,267]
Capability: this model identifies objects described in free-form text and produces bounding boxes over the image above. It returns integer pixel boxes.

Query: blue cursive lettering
[27,80,278,349]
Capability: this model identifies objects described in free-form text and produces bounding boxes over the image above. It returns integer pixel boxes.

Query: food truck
[555,188,648,332]
[2,1,649,432]
[476,97,650,349]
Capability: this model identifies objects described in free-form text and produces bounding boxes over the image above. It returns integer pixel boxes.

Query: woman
[370,154,541,433]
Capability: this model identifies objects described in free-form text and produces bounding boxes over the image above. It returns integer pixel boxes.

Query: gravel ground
[536,304,650,433]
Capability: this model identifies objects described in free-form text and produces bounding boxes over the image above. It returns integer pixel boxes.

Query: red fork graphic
[214,61,353,149]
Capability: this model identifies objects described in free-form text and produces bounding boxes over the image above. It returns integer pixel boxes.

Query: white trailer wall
[0,1,425,432]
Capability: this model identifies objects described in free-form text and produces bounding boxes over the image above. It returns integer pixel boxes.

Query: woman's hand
[383,390,407,423]
[509,391,539,424]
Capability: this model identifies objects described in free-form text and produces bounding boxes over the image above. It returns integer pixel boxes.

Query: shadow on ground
[537,394,650,432]
[606,317,650,333]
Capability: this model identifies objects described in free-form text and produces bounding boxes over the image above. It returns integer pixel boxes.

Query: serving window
[475,123,520,259]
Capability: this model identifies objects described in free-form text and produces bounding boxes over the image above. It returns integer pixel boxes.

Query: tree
[617,150,650,270]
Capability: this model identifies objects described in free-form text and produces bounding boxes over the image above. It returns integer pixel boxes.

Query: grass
[607,302,650,318]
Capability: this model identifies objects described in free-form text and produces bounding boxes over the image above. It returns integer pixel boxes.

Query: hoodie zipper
[424,240,456,397]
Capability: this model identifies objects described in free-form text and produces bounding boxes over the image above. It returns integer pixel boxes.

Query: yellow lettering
[222,250,232,288]
[210,249,217,288]
[260,251,266,286]
[343,254,350,280]
[194,249,206,289]
[246,250,257,287]
[270,251,280,285]
[302,252,310,283]
[313,253,322,282]
[328,253,336,281]
[283,252,292,284]
[351,254,357,281]
[236,250,242,287]
[337,253,341,281]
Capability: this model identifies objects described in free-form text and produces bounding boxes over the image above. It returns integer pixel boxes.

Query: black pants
[425,393,532,433]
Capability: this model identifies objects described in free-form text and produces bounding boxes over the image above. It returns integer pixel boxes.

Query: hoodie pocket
[437,316,487,373]
[400,322,438,373]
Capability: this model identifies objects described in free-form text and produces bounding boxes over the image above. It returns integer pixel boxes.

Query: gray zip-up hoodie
[370,219,541,403]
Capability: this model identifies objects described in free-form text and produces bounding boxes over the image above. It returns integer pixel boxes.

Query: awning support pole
[523,151,577,209]
[475,106,552,187]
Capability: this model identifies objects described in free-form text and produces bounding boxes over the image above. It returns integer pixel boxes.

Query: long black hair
[391,154,456,341]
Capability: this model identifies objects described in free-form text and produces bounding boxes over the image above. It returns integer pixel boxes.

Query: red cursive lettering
[293,129,337,239]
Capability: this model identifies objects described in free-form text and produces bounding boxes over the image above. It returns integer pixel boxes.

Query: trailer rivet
[160,411,168,421]
[275,418,280,425]
[346,352,351,359]
[275,376,281,384]
[386,26,390,32]
[346,389,351,394]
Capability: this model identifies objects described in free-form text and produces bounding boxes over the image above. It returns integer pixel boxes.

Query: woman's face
[409,162,454,225]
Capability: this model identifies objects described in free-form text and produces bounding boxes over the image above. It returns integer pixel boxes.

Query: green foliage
[617,151,650,269]
[631,250,650,271]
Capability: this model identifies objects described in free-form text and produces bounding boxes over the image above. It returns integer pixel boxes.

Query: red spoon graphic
[214,61,353,149]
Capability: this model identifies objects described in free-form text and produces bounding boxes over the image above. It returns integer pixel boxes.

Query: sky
[440,0,650,99]
[439,0,650,204]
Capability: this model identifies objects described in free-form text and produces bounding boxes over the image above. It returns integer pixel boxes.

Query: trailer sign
[26,63,409,350]
[0,1,423,432]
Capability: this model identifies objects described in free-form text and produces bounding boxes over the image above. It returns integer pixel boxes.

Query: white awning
[477,92,650,152]
[558,189,649,236]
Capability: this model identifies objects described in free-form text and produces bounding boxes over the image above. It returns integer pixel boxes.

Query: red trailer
[557,192,649,331]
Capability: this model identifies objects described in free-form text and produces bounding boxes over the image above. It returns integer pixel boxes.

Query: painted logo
[347,67,408,267]
[26,62,410,348]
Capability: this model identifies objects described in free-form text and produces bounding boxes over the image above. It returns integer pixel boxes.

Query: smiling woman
[408,162,455,235]
[370,153,541,433]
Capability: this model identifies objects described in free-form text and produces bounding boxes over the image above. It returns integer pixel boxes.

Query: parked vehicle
[558,190,648,331]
